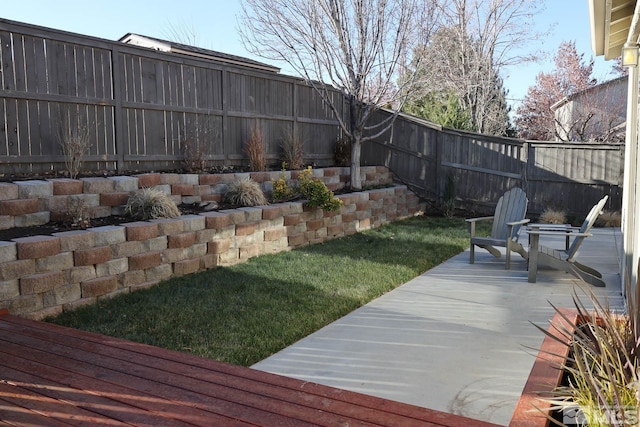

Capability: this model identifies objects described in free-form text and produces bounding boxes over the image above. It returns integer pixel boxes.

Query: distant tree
[403,0,544,136]
[163,19,199,45]
[238,0,439,190]
[404,91,474,131]
[514,41,597,140]
[513,72,563,140]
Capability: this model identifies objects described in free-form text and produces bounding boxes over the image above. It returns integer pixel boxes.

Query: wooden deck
[0,311,499,426]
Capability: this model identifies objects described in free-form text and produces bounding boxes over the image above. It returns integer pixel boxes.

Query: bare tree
[238,0,438,190]
[163,19,199,46]
[406,0,544,136]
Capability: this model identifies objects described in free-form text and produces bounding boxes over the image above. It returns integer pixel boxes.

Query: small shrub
[271,166,342,211]
[125,188,181,221]
[67,197,90,229]
[182,138,207,173]
[334,135,351,167]
[596,210,621,227]
[441,175,456,218]
[58,116,92,179]
[271,164,296,201]
[223,178,268,207]
[539,208,567,224]
[245,125,266,171]
[181,116,217,173]
[281,128,304,170]
[299,166,343,212]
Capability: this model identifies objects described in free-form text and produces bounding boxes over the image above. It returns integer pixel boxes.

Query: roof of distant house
[551,75,628,111]
[119,33,280,73]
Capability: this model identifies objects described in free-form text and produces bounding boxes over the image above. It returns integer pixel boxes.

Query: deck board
[0,312,500,426]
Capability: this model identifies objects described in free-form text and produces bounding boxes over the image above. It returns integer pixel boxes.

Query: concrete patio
[252,226,625,426]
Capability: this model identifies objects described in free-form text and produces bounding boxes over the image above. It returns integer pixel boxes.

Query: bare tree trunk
[348,94,363,190]
[350,139,362,190]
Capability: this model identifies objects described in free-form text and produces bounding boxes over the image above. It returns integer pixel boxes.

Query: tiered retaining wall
[0,166,391,228]
[0,167,424,319]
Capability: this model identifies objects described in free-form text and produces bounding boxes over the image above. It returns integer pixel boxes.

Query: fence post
[221,67,229,164]
[293,81,299,156]
[111,46,125,172]
[435,128,444,202]
[521,140,529,194]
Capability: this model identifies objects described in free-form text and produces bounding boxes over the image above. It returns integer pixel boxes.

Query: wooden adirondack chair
[527,195,608,287]
[466,187,530,270]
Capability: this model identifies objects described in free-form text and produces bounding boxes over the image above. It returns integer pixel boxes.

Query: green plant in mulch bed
[46,216,472,366]
[272,165,342,211]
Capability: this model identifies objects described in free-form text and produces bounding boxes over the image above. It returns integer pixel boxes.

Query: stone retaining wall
[0,167,424,319]
[0,166,391,228]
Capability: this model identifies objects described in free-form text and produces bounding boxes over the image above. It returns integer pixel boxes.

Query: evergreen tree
[403,26,512,135]
[404,91,474,131]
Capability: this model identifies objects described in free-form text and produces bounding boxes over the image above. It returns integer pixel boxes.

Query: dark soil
[0,166,251,184]
[0,203,210,241]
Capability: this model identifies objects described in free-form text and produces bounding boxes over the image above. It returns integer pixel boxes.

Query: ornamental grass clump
[245,125,266,171]
[223,177,268,207]
[125,187,181,221]
[596,211,622,227]
[536,285,640,426]
[280,128,304,171]
[539,208,567,225]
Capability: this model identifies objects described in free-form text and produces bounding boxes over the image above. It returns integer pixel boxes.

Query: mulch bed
[0,203,210,241]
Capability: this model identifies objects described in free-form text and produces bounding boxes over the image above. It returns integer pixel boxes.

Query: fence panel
[362,111,623,216]
[439,131,525,209]
[362,112,440,198]
[524,142,623,215]
[296,84,344,122]
[0,18,343,175]
[0,24,118,175]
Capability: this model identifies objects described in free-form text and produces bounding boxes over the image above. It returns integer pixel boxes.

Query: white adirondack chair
[466,187,530,270]
[527,195,609,287]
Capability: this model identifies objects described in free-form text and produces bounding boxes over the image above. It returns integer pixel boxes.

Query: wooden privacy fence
[361,113,624,217]
[0,18,344,176]
[0,18,625,217]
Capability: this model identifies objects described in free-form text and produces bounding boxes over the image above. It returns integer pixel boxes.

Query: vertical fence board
[0,31,11,91]
[2,102,19,163]
[46,40,62,95]
[0,99,7,156]
[16,99,30,157]
[28,100,42,156]
[12,34,26,92]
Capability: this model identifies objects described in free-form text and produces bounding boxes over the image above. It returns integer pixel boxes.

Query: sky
[0,1,617,112]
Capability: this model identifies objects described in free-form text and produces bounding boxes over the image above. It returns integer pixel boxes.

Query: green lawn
[47,215,476,366]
